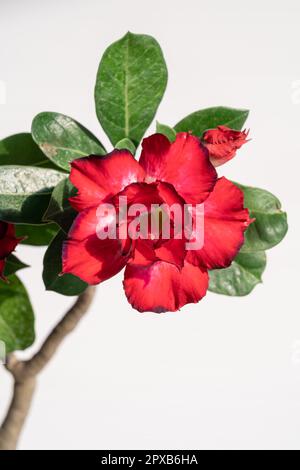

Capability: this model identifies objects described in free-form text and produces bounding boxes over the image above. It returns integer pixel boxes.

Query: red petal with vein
[187,177,252,269]
[62,207,130,284]
[69,150,146,211]
[123,260,208,313]
[139,133,217,204]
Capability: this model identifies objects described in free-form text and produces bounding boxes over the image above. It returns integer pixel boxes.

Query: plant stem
[0,286,96,450]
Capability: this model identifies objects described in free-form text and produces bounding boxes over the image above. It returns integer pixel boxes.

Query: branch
[0,286,96,450]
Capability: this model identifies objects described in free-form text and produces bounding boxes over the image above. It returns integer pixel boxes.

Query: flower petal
[123,260,208,313]
[113,181,163,212]
[127,239,155,265]
[62,206,130,284]
[139,133,217,204]
[0,222,22,259]
[69,150,146,211]
[154,239,186,268]
[187,177,252,269]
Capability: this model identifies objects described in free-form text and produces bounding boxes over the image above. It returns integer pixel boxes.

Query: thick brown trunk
[0,377,36,450]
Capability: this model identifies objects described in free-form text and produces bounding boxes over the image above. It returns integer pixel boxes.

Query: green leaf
[3,254,28,277]
[115,138,136,155]
[15,223,58,246]
[0,133,58,169]
[43,178,77,233]
[156,122,176,142]
[0,166,65,224]
[31,112,106,171]
[175,107,249,136]
[209,251,267,296]
[235,183,288,252]
[0,275,35,353]
[43,230,87,296]
[95,32,168,147]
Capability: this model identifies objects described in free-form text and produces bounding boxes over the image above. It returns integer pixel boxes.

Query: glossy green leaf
[0,275,35,353]
[0,166,65,224]
[235,183,288,252]
[43,230,87,296]
[3,254,28,277]
[32,112,106,171]
[209,251,267,296]
[15,223,58,246]
[115,138,136,155]
[43,178,77,233]
[175,107,249,137]
[95,32,168,146]
[156,122,176,142]
[0,133,58,169]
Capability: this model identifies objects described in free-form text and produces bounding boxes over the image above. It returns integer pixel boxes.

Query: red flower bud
[203,125,249,167]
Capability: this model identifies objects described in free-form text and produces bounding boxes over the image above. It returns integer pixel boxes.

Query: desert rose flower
[62,132,252,313]
[0,221,22,280]
[203,125,249,167]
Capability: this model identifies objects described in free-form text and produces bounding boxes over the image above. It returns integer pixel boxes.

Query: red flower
[203,125,249,167]
[0,221,22,280]
[62,132,251,313]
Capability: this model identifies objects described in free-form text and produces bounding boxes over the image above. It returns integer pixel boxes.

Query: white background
[0,0,299,450]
